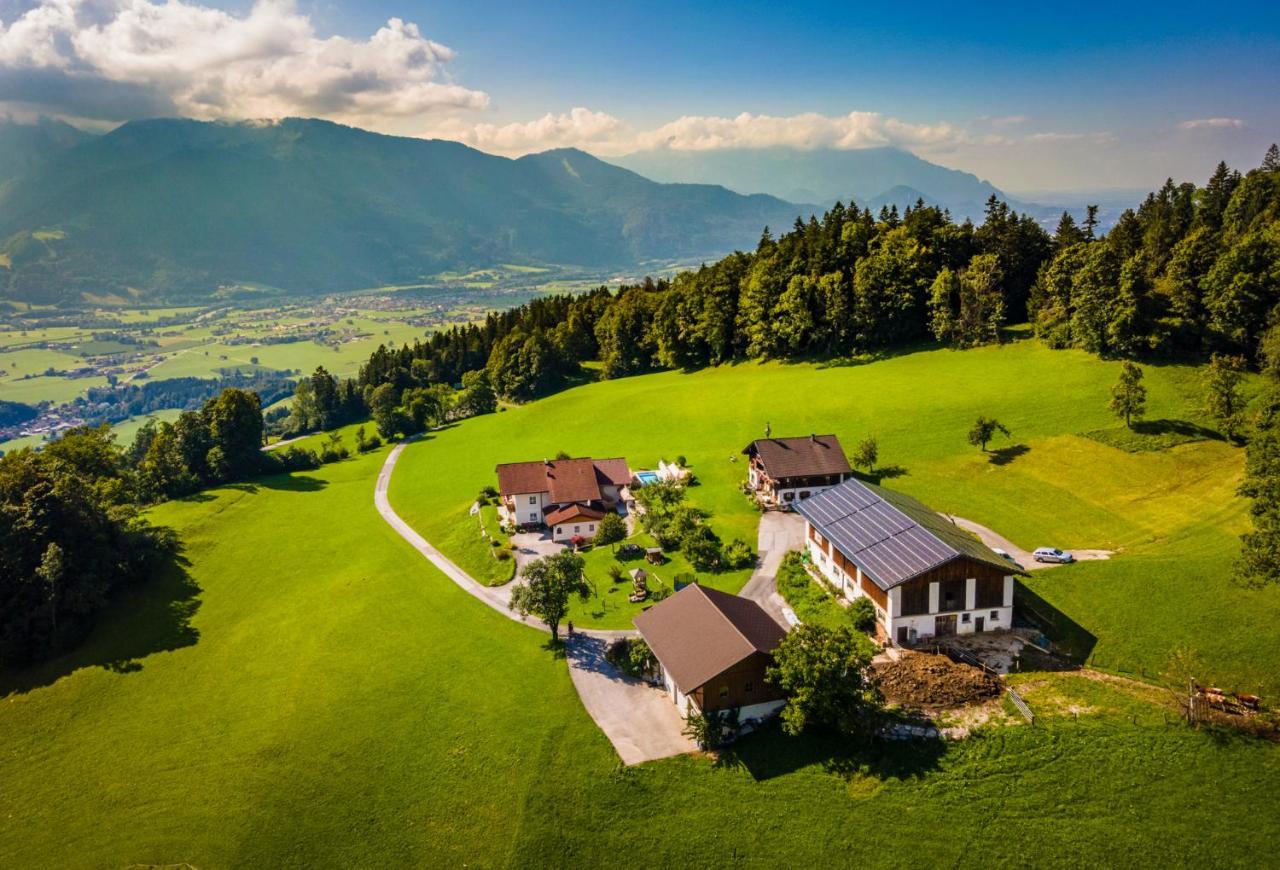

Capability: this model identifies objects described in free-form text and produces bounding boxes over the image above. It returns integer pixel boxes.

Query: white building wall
[512,491,547,525]
[552,520,598,543]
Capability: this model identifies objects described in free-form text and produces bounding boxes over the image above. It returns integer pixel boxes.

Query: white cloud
[0,0,488,124]
[1179,117,1246,130]
[427,108,970,157]
[636,111,963,153]
[430,107,627,154]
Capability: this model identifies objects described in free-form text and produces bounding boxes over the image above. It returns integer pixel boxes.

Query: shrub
[627,638,654,676]
[683,707,740,749]
[595,512,627,546]
[495,550,512,562]
[849,596,877,633]
[275,446,321,471]
[358,433,383,453]
[676,454,687,467]
[608,564,623,583]
[723,538,755,569]
[682,524,723,571]
[319,445,349,464]
[478,485,498,500]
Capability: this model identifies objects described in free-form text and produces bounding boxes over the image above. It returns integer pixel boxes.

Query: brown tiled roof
[633,585,786,694]
[544,504,607,526]
[742,435,851,480]
[495,457,631,502]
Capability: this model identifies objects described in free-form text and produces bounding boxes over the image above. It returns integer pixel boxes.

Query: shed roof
[795,477,1020,591]
[742,435,851,479]
[633,585,786,694]
[495,457,631,503]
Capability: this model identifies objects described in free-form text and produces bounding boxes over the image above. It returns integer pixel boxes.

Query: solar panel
[799,477,1006,589]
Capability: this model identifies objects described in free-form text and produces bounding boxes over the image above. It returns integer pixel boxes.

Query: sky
[0,0,1277,191]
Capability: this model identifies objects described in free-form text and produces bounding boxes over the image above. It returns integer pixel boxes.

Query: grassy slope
[0,441,1277,866]
[390,337,1279,690]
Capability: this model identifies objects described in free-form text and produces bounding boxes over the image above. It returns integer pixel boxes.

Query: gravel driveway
[943,515,1113,570]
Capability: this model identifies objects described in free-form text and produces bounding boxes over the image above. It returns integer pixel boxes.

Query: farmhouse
[742,434,852,506]
[796,478,1023,645]
[633,584,788,720]
[496,456,630,543]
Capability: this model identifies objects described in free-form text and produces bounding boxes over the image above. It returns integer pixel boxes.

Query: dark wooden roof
[742,435,851,479]
[495,457,630,502]
[633,585,786,694]
[796,478,1022,591]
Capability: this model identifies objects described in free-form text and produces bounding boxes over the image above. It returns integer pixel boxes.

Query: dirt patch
[873,651,1003,709]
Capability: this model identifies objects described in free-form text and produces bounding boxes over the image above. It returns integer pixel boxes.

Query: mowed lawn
[390,336,1280,691]
[1,430,1278,866]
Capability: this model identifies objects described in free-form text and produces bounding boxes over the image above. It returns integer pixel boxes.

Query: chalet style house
[496,456,630,543]
[796,478,1023,645]
[633,584,787,721]
[742,434,852,507]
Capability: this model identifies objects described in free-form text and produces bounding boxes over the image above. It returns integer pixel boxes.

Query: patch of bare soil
[872,651,1002,709]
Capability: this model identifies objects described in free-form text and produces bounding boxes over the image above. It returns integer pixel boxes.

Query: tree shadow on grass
[0,545,202,698]
[853,466,909,485]
[716,720,946,783]
[987,444,1030,466]
[1131,419,1221,441]
[223,473,327,494]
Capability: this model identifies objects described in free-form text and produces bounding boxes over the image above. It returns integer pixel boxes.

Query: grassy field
[389,335,1278,692]
[0,432,1277,866]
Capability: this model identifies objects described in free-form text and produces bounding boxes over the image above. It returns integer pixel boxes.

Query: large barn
[796,477,1023,645]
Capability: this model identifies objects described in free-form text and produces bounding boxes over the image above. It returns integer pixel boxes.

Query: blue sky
[1,0,1277,189]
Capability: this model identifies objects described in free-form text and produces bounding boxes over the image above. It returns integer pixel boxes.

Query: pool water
[635,471,661,485]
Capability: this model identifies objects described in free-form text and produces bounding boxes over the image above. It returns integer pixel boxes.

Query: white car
[1033,546,1074,564]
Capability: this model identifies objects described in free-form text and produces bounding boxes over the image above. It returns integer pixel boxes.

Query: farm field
[0,418,1276,866]
[389,335,1278,692]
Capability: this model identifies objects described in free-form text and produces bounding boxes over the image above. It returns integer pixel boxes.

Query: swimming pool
[635,470,661,486]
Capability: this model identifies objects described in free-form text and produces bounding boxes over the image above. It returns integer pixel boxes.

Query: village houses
[495,456,631,543]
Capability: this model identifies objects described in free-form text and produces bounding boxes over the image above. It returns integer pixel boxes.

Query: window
[529,513,538,522]
[589,524,595,532]
[718,685,729,698]
[961,612,971,623]
[573,525,580,534]
[745,681,754,693]
[556,527,562,535]
[528,496,537,505]
[990,610,999,620]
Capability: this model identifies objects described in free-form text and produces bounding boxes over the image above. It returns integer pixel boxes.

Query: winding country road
[373,437,692,764]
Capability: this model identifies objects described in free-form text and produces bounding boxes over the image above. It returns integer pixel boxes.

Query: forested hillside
[0,118,804,303]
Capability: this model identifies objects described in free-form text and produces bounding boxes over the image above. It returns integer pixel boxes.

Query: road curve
[373,438,629,640]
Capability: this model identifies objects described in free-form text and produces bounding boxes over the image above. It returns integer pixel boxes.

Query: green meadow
[390,335,1278,692]
[0,372,1277,865]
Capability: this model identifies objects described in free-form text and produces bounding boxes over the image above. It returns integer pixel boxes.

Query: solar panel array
[796,478,1005,590]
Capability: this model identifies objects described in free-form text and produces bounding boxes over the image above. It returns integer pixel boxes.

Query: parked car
[992,547,1013,561]
[1033,546,1075,563]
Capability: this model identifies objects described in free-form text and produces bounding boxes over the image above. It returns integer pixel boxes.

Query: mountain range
[0,118,806,304]
[611,146,1014,218]
[0,118,1103,306]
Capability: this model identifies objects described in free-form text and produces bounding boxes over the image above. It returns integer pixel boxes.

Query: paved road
[376,439,689,763]
[943,514,1113,571]
[738,511,804,628]
[565,635,698,765]
[375,439,632,641]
